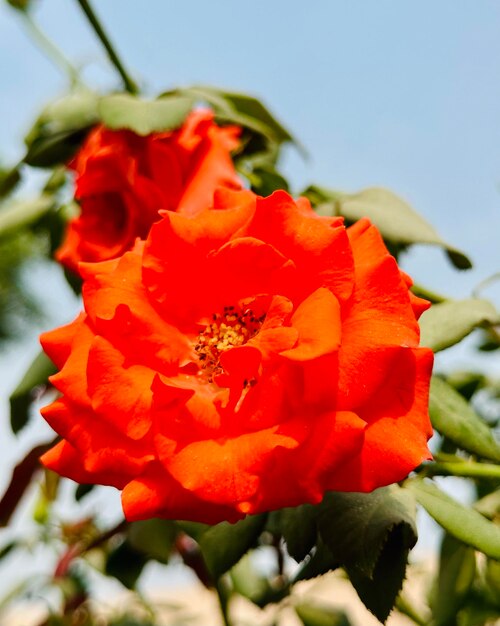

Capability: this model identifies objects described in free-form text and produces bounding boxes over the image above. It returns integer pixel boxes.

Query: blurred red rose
[41,189,433,524]
[56,110,242,274]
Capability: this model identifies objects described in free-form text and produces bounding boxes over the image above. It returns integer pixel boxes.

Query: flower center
[194,305,265,382]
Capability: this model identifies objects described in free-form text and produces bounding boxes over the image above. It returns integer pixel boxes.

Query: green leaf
[429,377,500,462]
[477,326,500,352]
[213,89,294,144]
[346,525,414,624]
[109,618,156,626]
[175,520,209,542]
[430,533,476,626]
[24,127,93,168]
[0,195,54,238]
[0,165,22,198]
[230,554,270,604]
[445,370,487,401]
[292,536,339,582]
[304,185,471,269]
[474,490,500,520]
[128,519,177,564]
[10,351,57,434]
[174,85,294,145]
[99,94,194,136]
[0,541,17,561]
[295,602,351,626]
[279,504,318,562]
[458,598,500,626]
[405,479,500,560]
[317,487,417,623]
[43,167,68,194]
[6,0,31,11]
[318,487,417,578]
[247,165,290,196]
[105,539,147,589]
[24,91,99,167]
[74,483,95,501]
[230,553,289,608]
[198,513,267,579]
[420,299,499,352]
[39,91,99,132]
[485,558,500,600]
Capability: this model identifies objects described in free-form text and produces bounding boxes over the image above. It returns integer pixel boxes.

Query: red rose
[41,189,433,524]
[56,110,242,274]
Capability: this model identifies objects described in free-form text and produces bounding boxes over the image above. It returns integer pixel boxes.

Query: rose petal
[281,287,341,361]
[248,191,355,302]
[87,336,156,440]
[327,347,433,492]
[41,398,153,477]
[41,440,128,489]
[122,462,243,524]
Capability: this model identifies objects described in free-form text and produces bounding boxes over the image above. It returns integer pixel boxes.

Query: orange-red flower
[56,110,241,274]
[41,189,433,524]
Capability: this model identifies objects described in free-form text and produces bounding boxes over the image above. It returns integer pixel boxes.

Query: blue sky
[2,1,500,301]
[0,0,499,601]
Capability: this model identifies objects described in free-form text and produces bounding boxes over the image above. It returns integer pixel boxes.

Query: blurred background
[0,0,499,621]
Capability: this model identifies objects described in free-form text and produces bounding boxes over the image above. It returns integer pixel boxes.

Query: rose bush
[56,109,242,273]
[41,188,434,524]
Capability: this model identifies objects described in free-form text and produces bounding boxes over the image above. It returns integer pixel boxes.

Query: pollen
[194,306,264,382]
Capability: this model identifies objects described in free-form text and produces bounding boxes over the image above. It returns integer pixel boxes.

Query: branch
[76,0,139,94]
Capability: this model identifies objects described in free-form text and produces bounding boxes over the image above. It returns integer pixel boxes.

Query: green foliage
[99,93,195,136]
[279,503,318,562]
[24,91,99,167]
[346,528,412,625]
[318,487,417,578]
[6,0,31,11]
[247,164,290,196]
[420,299,499,352]
[104,519,177,589]
[171,84,296,180]
[429,534,476,626]
[445,370,487,401]
[292,537,339,582]
[33,469,61,524]
[10,350,56,433]
[0,194,54,237]
[0,541,17,561]
[172,85,294,146]
[0,164,22,198]
[429,376,500,462]
[108,618,157,626]
[295,602,352,626]
[304,185,472,269]
[198,513,267,579]
[105,538,148,589]
[317,487,417,623]
[405,479,500,560]
[74,483,95,501]
[0,228,46,340]
[474,489,500,520]
[230,553,289,607]
[230,553,272,605]
[128,519,177,564]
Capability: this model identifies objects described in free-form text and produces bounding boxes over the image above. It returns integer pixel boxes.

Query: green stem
[472,272,500,298]
[76,0,139,94]
[411,283,447,304]
[395,594,428,626]
[215,579,232,626]
[19,13,80,85]
[423,461,500,480]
